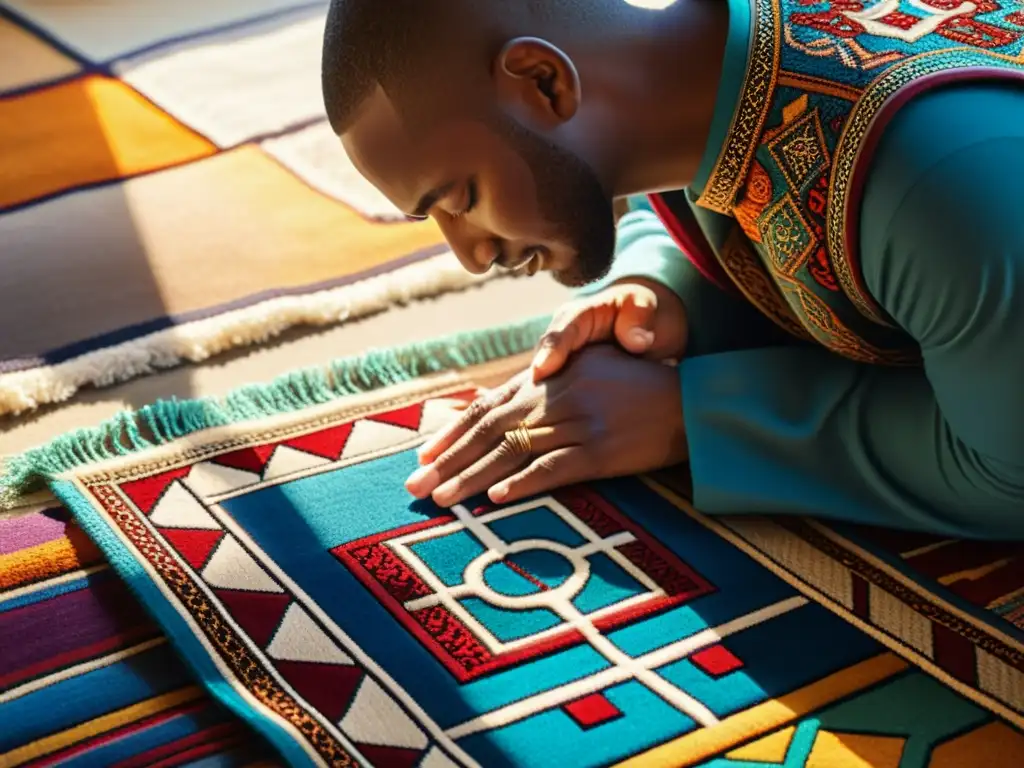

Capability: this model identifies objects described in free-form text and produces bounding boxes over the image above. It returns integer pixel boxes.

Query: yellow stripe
[0,686,203,767]
[0,531,102,592]
[612,654,907,768]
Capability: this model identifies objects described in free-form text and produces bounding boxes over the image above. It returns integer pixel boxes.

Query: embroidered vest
[652,0,1024,365]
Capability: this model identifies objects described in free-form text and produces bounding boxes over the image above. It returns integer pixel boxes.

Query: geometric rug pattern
[6,378,1022,767]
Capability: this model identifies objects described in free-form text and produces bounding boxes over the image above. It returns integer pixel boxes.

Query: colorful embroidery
[697,0,782,214]
[692,0,1024,363]
[730,161,773,242]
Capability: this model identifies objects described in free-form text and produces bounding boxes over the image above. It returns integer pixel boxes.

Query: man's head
[322,0,642,287]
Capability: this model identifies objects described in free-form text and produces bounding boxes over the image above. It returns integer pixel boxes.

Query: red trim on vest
[647,193,736,292]
[844,68,1024,318]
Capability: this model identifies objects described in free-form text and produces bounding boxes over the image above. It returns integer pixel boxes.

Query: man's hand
[406,345,687,507]
[530,278,689,383]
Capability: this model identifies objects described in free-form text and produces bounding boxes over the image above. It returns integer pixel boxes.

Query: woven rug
[0,0,500,416]
[2,323,1023,767]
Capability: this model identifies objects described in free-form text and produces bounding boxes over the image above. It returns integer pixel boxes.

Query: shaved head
[321,0,672,286]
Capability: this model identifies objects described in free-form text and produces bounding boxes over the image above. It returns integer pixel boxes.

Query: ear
[493,37,581,127]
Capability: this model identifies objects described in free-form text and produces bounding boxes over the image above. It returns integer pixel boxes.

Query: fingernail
[628,328,654,349]
[532,348,551,372]
[405,465,440,497]
[489,484,508,503]
[432,480,458,507]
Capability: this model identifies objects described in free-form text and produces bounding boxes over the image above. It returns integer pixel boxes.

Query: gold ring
[503,423,533,455]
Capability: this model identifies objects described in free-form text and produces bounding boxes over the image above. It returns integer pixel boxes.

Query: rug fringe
[0,253,504,417]
[0,315,549,508]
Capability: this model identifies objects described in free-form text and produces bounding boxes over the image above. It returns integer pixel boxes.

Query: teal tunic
[598,10,1024,538]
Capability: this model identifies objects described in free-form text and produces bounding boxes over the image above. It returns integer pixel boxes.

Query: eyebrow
[409,181,455,219]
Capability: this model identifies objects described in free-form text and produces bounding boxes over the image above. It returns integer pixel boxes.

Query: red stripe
[647,193,735,293]
[146,736,245,768]
[932,623,978,686]
[503,560,549,592]
[111,723,243,768]
[24,701,212,768]
[0,625,158,690]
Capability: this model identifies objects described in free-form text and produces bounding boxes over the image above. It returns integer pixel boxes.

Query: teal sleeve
[680,82,1024,539]
[589,198,800,357]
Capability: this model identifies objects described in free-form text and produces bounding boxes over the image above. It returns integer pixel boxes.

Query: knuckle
[534,454,560,474]
[538,330,563,350]
[464,397,493,422]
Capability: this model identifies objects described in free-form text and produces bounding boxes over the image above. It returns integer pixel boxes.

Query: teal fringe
[0,315,550,507]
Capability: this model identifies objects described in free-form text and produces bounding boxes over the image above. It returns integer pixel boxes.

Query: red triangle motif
[283,422,355,461]
[353,744,425,768]
[119,467,194,515]
[214,589,292,647]
[274,660,364,722]
[366,403,423,432]
[161,528,224,570]
[212,444,278,475]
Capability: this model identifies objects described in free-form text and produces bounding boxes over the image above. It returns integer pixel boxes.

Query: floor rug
[2,323,1023,767]
[0,0,500,416]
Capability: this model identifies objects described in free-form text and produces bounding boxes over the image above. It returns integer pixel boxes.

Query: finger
[613,288,658,354]
[414,400,533,500]
[431,424,583,507]
[488,445,592,504]
[531,306,608,383]
[407,399,524,498]
[416,377,522,466]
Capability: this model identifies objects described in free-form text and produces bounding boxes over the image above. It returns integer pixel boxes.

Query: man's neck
[573,0,730,198]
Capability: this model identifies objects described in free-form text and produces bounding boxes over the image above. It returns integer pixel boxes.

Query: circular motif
[483,550,575,597]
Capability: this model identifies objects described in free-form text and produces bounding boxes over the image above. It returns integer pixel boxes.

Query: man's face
[342,91,617,287]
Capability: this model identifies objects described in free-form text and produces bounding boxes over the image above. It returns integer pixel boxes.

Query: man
[322,0,1024,538]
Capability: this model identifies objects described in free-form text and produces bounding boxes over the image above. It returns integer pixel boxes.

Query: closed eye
[450,178,479,219]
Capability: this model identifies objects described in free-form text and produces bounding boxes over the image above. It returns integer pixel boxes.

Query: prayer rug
[0,0,502,416]
[2,322,1022,767]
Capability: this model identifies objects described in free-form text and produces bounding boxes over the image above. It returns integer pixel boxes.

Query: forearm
[680,347,1024,539]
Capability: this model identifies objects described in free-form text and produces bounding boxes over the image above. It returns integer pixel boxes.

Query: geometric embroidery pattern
[333,489,716,682]
[767,109,830,193]
[688,0,1024,365]
[53,392,1024,767]
[758,194,817,277]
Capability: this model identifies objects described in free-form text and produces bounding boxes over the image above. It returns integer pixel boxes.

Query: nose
[437,218,501,275]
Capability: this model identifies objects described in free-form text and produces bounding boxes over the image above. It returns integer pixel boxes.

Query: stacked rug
[1,321,1022,768]
[0,0,500,417]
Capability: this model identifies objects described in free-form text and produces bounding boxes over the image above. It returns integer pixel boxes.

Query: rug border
[641,479,1024,730]
[52,474,324,768]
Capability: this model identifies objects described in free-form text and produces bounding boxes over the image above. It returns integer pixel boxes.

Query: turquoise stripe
[0,568,111,614]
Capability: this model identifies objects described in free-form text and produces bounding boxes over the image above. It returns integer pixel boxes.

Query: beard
[490,114,618,288]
